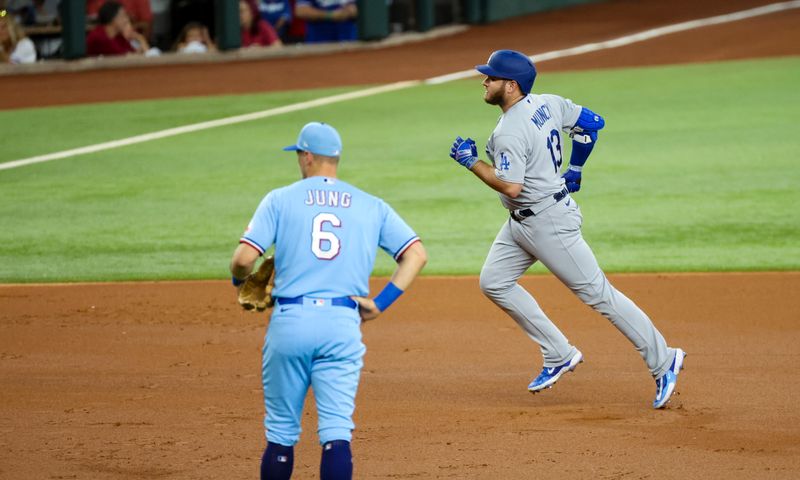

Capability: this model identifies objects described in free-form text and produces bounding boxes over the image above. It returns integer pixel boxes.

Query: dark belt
[510,187,569,222]
[273,296,358,309]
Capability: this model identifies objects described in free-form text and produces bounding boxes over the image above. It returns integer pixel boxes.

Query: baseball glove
[237,256,275,311]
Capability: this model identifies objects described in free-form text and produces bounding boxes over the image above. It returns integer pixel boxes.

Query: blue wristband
[232,276,245,287]
[373,281,404,312]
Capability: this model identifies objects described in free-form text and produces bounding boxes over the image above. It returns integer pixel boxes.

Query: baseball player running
[449,50,685,409]
[230,122,427,479]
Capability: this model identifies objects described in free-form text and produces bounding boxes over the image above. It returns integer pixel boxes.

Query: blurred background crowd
[2,0,459,64]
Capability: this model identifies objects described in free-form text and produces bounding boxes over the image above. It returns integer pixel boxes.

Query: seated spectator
[31,0,58,25]
[86,1,149,56]
[0,10,36,63]
[294,0,357,43]
[1,0,34,25]
[240,0,281,48]
[87,0,152,40]
[256,0,290,41]
[169,0,213,52]
[173,21,217,54]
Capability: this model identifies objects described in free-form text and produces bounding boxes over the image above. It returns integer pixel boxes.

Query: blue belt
[273,296,358,309]
[510,187,569,222]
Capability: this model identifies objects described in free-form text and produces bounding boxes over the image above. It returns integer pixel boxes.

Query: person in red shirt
[86,1,149,56]
[87,0,153,39]
[240,0,281,48]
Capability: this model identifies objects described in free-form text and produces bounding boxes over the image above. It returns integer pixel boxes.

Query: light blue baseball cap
[282,122,343,157]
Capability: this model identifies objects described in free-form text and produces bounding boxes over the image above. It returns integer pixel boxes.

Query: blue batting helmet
[475,50,537,95]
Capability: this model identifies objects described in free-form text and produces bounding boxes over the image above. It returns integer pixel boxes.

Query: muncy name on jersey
[530,104,553,130]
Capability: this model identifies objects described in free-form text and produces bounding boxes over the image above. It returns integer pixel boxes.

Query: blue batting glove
[562,166,582,193]
[449,136,463,160]
[449,136,478,170]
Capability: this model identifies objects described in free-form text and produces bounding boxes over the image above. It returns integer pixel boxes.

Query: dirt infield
[3,0,800,478]
[2,274,800,479]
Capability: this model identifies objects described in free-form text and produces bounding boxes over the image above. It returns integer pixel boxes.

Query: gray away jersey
[485,93,582,211]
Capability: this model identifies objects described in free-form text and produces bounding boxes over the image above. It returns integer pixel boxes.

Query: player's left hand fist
[562,166,582,193]
[351,296,381,322]
[449,136,478,170]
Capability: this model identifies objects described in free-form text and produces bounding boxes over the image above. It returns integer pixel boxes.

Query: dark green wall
[357,0,389,40]
[59,0,86,59]
[359,0,605,41]
[215,0,240,51]
[466,0,605,24]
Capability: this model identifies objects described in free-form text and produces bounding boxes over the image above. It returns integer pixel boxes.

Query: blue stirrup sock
[320,440,353,480]
[261,442,294,480]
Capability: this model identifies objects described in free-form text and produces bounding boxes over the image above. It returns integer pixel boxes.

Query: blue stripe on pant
[262,303,365,446]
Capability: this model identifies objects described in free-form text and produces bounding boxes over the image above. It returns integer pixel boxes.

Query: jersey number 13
[546,129,563,173]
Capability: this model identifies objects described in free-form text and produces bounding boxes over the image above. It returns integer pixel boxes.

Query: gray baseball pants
[479,196,675,378]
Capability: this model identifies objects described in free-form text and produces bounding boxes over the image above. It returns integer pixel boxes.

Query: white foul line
[2,0,798,172]
[0,81,420,171]
[426,0,800,85]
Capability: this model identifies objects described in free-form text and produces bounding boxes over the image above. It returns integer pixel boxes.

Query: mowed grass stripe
[0,86,361,164]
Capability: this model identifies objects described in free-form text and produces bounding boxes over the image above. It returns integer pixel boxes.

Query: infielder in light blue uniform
[449,50,685,409]
[230,122,427,480]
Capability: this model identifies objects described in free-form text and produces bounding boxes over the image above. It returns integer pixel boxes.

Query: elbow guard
[568,107,604,168]
[575,107,605,131]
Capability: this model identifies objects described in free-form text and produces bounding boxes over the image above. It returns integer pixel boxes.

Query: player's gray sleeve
[541,94,582,130]
[492,134,527,184]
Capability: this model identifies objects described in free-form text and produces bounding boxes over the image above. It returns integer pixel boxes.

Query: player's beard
[483,81,507,106]
[483,89,504,106]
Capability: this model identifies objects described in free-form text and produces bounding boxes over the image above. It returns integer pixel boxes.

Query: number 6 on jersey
[312,213,342,260]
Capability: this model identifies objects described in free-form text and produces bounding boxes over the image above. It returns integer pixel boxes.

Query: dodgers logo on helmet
[475,49,537,95]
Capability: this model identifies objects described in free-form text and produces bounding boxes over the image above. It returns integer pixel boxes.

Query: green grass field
[1,57,798,282]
